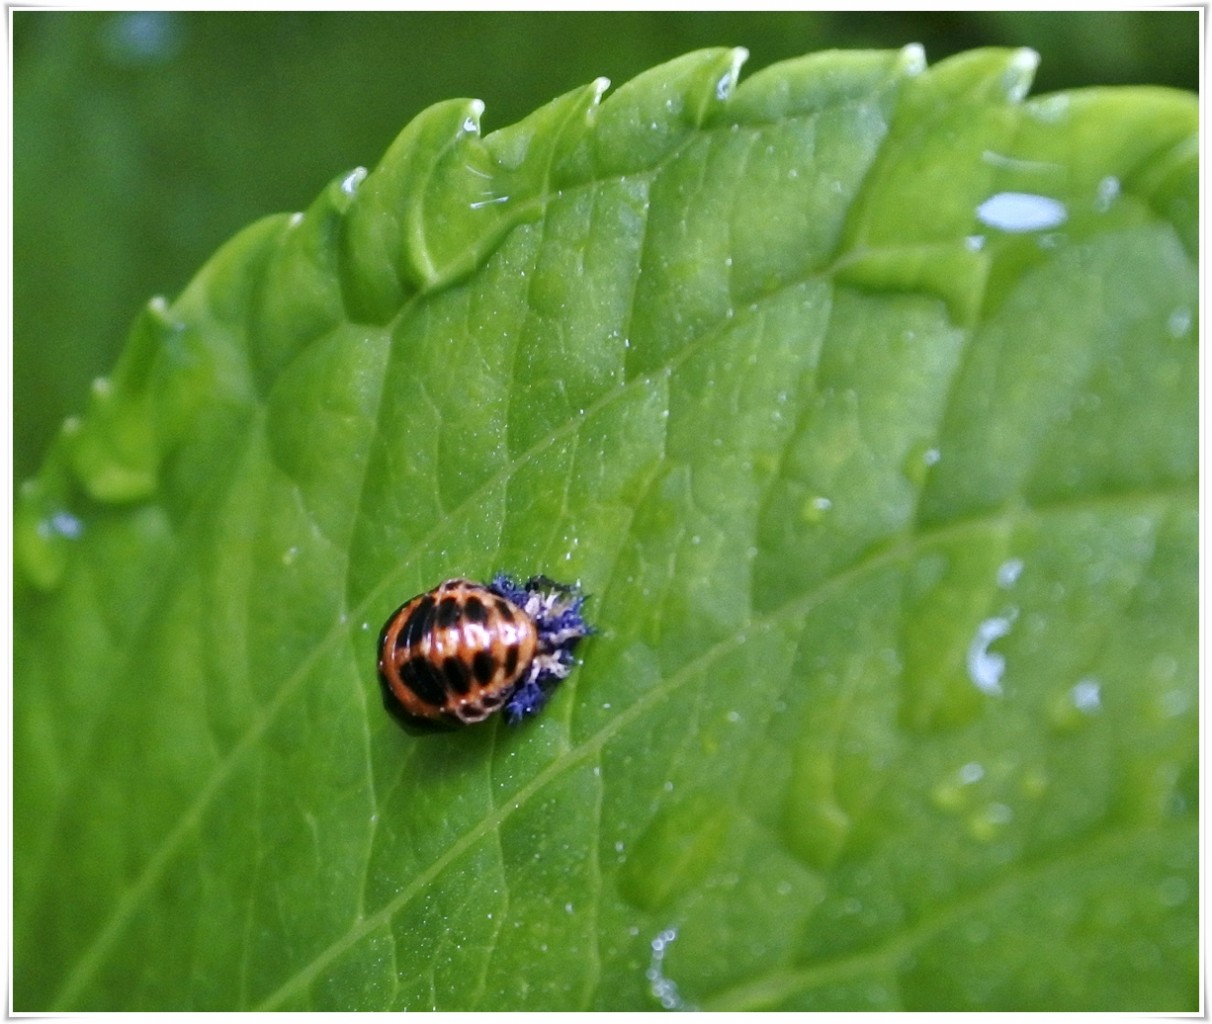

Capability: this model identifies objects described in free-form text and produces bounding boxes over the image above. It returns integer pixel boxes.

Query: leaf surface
[14,46,1197,1011]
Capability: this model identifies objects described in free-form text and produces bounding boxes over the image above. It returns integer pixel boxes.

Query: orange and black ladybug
[377,574,592,731]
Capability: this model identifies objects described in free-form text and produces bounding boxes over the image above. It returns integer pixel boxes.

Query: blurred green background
[12,10,1199,483]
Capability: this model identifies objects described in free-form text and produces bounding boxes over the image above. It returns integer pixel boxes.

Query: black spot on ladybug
[442,656,472,694]
[435,596,462,629]
[462,596,488,623]
[401,656,447,709]
[471,650,497,685]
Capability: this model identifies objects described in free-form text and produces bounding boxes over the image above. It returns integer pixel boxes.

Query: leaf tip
[462,98,485,136]
[899,42,928,77]
[339,166,367,197]
[1004,47,1041,102]
[716,46,748,101]
[14,474,80,592]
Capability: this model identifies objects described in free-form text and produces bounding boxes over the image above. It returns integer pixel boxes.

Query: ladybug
[377,574,592,731]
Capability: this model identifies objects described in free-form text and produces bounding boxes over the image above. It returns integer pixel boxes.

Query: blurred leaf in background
[11,9,1199,479]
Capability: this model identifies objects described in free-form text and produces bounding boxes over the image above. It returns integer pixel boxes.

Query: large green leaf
[14,46,1197,1011]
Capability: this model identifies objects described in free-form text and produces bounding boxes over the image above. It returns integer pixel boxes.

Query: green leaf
[14,45,1196,1011]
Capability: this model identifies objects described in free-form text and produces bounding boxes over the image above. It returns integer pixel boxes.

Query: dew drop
[1070,678,1102,714]
[976,192,1068,232]
[646,926,696,1011]
[801,495,833,524]
[340,167,367,195]
[996,557,1023,588]
[461,100,485,135]
[903,443,941,487]
[1048,677,1105,732]
[932,761,985,813]
[959,761,985,784]
[1093,175,1120,212]
[967,612,1016,695]
[1167,307,1192,338]
[39,510,84,540]
[967,801,1014,842]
